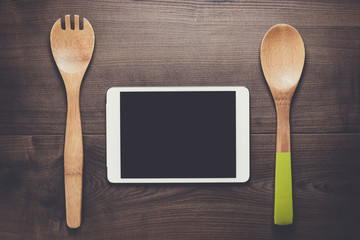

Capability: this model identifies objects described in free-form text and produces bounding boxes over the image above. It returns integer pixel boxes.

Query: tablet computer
[106,86,249,183]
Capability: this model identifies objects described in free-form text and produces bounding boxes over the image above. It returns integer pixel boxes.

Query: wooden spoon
[50,15,95,228]
[260,24,305,225]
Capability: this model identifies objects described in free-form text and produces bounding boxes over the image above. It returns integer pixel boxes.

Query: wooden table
[1,0,359,239]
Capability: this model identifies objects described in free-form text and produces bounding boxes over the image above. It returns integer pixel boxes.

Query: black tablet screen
[120,91,236,178]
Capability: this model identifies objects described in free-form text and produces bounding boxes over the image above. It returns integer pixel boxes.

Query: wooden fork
[50,15,95,228]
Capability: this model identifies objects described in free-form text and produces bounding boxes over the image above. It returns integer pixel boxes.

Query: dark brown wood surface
[1,0,359,239]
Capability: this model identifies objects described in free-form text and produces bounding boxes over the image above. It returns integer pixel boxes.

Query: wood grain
[0,0,359,135]
[0,134,359,239]
[1,0,360,239]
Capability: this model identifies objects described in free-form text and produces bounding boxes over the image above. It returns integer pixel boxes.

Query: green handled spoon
[260,24,305,225]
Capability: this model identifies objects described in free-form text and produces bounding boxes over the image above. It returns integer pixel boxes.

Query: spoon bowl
[51,15,94,74]
[261,24,305,99]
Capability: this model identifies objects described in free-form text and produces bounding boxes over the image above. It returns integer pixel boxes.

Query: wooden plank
[0,134,359,239]
[0,0,360,135]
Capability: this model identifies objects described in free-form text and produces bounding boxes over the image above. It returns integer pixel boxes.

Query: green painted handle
[274,152,293,225]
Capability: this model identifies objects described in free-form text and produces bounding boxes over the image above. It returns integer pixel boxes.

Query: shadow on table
[273,224,296,239]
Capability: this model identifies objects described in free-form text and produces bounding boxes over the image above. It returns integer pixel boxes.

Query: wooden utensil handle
[275,103,291,153]
[274,102,293,225]
[64,88,83,228]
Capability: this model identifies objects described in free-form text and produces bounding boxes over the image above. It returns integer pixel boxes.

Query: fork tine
[83,17,90,30]
[74,15,79,30]
[50,18,62,36]
[65,15,70,30]
[53,18,61,29]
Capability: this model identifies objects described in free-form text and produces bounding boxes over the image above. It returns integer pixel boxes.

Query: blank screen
[120,91,236,178]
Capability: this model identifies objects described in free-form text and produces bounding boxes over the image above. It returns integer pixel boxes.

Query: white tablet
[106,86,249,183]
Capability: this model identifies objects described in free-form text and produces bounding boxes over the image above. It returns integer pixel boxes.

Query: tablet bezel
[106,86,249,183]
